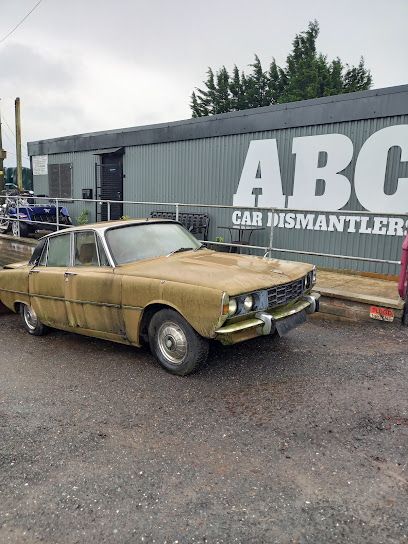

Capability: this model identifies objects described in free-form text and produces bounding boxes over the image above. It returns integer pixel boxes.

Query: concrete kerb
[314,269,405,325]
[0,233,37,246]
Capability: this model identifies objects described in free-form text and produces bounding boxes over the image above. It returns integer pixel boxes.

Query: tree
[190,20,372,116]
[229,65,245,111]
[215,66,231,113]
[342,57,373,92]
[245,55,270,108]
[266,58,286,105]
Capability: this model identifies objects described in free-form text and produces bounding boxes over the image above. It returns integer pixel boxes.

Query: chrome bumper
[255,292,320,335]
[215,292,320,343]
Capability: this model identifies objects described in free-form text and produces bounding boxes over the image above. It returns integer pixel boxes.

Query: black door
[97,152,123,221]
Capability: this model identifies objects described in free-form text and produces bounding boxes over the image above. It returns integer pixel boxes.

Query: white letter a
[233,139,285,208]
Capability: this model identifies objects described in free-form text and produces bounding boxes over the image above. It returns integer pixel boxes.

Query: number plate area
[274,310,307,337]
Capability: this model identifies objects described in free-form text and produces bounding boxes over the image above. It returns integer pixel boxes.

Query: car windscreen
[105,223,201,265]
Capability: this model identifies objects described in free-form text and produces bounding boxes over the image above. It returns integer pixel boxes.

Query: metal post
[175,203,179,221]
[55,198,59,231]
[0,101,6,193]
[15,98,23,192]
[267,208,275,258]
[16,196,20,237]
[107,201,111,221]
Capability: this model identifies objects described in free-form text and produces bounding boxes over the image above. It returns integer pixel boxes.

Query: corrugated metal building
[28,85,408,275]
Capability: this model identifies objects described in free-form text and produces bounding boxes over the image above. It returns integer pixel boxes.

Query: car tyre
[20,303,48,336]
[148,309,209,376]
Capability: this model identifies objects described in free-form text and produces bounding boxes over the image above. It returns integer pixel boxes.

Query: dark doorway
[95,150,124,221]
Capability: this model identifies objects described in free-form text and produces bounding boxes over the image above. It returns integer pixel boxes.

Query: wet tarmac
[0,312,407,543]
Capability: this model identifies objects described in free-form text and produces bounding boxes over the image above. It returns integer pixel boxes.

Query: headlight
[305,274,311,290]
[312,266,317,284]
[228,298,238,316]
[243,295,254,311]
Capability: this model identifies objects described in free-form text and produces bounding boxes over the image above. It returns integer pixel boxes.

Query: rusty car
[0,219,320,375]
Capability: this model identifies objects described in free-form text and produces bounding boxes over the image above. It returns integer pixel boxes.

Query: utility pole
[0,101,6,192]
[15,97,23,192]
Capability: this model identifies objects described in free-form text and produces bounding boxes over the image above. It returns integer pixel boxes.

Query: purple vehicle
[0,193,72,237]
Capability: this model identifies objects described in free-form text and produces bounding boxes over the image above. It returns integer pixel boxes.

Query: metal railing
[1,194,406,267]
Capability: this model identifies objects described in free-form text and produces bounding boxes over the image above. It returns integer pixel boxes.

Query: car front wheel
[20,303,48,336]
[148,309,209,376]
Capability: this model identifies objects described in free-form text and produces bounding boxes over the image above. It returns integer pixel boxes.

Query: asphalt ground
[0,311,407,544]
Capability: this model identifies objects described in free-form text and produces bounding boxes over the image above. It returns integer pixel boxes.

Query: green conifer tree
[229,65,244,111]
[342,57,373,92]
[215,66,231,113]
[190,20,373,116]
[246,55,269,108]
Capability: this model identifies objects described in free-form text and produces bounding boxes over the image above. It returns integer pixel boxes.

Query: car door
[29,232,71,327]
[64,230,124,337]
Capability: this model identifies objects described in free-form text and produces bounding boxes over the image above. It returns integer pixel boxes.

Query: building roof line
[28,84,408,156]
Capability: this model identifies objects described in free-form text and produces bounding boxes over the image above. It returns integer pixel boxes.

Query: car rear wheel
[148,309,209,376]
[20,303,48,336]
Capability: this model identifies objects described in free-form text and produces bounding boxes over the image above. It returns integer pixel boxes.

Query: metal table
[217,225,265,253]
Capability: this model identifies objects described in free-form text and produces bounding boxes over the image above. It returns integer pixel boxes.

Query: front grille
[267,277,305,308]
[31,214,56,223]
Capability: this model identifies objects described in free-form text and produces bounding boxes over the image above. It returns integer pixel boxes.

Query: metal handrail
[4,195,406,217]
[1,194,405,266]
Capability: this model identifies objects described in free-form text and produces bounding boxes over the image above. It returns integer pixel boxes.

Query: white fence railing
[1,194,406,267]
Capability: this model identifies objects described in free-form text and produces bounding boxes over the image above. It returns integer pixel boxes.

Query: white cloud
[0,0,406,168]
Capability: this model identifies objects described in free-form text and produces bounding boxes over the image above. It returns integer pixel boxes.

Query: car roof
[44,218,177,238]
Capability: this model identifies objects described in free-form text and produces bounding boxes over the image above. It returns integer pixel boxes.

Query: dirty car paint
[0,220,316,347]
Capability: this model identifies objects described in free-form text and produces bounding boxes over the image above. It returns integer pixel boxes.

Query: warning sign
[369,306,394,322]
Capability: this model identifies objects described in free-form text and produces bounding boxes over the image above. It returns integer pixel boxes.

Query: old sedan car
[0,219,320,375]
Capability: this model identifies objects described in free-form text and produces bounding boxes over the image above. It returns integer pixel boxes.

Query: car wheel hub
[157,322,187,365]
[23,305,38,331]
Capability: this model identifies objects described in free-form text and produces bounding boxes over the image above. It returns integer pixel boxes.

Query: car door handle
[64,272,77,277]
[29,269,40,274]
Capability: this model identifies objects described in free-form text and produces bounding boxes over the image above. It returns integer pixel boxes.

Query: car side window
[47,234,71,267]
[74,232,99,267]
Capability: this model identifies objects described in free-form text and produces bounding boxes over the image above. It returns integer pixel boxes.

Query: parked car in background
[0,219,320,375]
[0,191,72,237]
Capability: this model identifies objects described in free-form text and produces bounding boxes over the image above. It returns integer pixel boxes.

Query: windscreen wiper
[166,247,194,257]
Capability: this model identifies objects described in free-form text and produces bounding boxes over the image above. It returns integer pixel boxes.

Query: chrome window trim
[96,232,115,268]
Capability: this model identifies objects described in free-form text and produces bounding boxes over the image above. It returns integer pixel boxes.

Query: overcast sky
[1,0,407,167]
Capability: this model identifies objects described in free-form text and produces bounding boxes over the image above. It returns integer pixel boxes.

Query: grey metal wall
[34,151,99,224]
[32,114,408,276]
[120,114,407,275]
